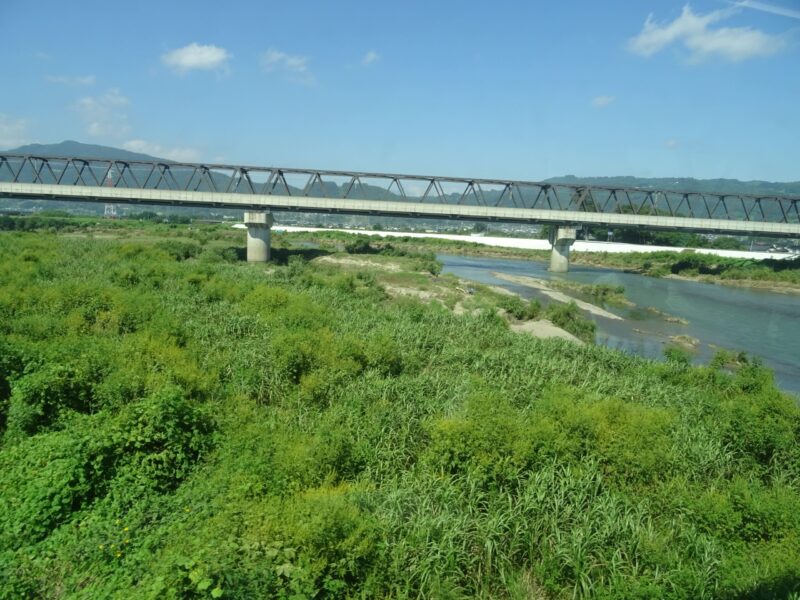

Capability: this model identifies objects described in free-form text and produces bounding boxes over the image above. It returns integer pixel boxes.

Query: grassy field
[4,215,798,290]
[0,220,799,598]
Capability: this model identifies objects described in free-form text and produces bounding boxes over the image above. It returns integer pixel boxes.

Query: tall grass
[0,228,798,598]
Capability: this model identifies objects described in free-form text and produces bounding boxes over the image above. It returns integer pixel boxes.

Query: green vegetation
[574,250,800,288]
[1,225,800,599]
[590,228,746,250]
[0,213,97,232]
[344,239,442,275]
[336,240,593,342]
[283,228,547,262]
[546,281,630,308]
[553,222,747,251]
[496,293,542,321]
[280,230,800,291]
[542,301,597,343]
[0,213,196,233]
[491,293,595,343]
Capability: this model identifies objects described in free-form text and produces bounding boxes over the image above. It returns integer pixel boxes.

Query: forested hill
[5,141,161,163]
[4,141,799,198]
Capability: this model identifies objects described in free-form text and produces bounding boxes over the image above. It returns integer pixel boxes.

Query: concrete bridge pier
[549,225,577,273]
[244,211,274,262]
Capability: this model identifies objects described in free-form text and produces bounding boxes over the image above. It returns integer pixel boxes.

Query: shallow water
[439,253,800,395]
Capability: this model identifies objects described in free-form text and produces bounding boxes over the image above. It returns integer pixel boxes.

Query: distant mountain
[4,140,164,163]
[0,142,173,217]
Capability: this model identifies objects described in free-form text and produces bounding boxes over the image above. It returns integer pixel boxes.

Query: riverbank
[275,226,800,292]
[489,272,622,320]
[438,252,800,395]
[664,273,800,294]
[305,253,592,344]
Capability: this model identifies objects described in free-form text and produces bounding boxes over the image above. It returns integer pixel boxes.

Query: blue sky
[1,0,798,181]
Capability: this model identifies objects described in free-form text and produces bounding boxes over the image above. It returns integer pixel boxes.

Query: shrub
[545,301,596,342]
[5,364,93,440]
[420,259,442,276]
[344,238,374,254]
[0,429,102,550]
[0,340,24,433]
[664,345,692,366]
[109,387,215,493]
[156,240,202,261]
[498,294,541,320]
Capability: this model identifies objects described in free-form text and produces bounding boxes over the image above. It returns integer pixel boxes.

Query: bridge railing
[1,154,798,224]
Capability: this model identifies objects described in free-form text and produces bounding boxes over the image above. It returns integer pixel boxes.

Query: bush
[498,294,541,320]
[0,429,103,550]
[109,387,215,493]
[664,345,692,366]
[420,259,442,276]
[156,240,202,261]
[5,364,94,440]
[545,301,596,342]
[424,393,533,489]
[344,238,374,254]
[0,340,24,433]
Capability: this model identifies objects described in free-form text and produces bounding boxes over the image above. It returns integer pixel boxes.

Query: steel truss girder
[0,153,798,225]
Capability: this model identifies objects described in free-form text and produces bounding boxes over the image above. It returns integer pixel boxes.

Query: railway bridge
[1,154,798,271]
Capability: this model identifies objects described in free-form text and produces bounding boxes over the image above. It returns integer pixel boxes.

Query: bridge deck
[2,182,799,238]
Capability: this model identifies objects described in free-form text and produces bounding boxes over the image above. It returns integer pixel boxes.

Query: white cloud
[122,139,201,162]
[162,43,231,73]
[261,48,309,73]
[687,26,784,61]
[628,5,786,62]
[46,74,96,86]
[361,50,380,66]
[591,95,615,108]
[76,88,128,108]
[628,6,729,57]
[733,0,800,20]
[665,139,680,149]
[74,88,130,138]
[261,48,315,84]
[0,114,30,148]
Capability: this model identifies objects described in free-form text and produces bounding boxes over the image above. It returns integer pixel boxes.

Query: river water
[439,254,800,396]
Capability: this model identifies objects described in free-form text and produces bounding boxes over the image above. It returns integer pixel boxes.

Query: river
[439,254,800,395]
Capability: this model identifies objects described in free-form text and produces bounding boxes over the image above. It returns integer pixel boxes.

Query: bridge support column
[549,226,577,273]
[244,211,274,262]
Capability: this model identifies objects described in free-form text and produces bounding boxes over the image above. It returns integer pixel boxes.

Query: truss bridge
[1,154,798,270]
